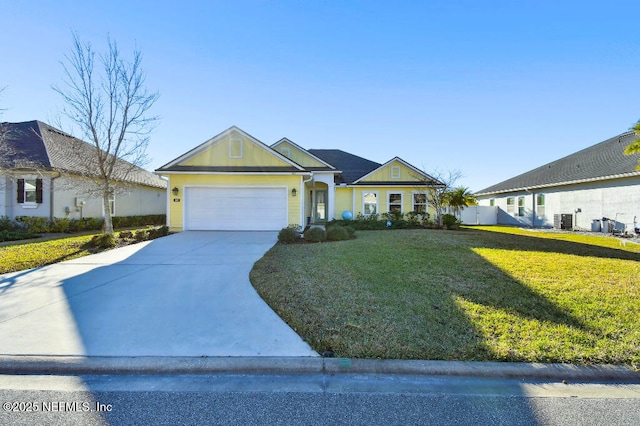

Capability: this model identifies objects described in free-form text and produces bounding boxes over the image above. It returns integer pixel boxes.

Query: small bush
[442,214,460,229]
[304,227,327,243]
[119,230,134,239]
[278,226,300,244]
[88,233,117,249]
[134,229,149,242]
[326,225,350,241]
[0,229,39,242]
[148,225,169,239]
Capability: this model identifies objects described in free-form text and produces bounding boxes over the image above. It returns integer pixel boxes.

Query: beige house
[156,126,440,231]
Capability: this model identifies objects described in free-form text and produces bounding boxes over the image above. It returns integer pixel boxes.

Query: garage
[184,187,288,231]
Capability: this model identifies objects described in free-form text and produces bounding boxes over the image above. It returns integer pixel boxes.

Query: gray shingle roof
[308,149,381,184]
[476,131,640,195]
[0,120,166,189]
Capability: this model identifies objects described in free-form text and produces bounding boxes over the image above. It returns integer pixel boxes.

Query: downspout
[50,171,62,220]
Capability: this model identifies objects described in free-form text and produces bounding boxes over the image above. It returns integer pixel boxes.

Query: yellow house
[156,126,441,231]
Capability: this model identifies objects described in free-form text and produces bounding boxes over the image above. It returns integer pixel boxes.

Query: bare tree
[53,33,159,233]
[416,169,461,228]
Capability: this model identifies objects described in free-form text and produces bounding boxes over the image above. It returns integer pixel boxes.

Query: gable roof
[353,156,442,185]
[156,126,306,173]
[271,138,336,171]
[308,149,381,184]
[476,131,640,196]
[0,120,166,188]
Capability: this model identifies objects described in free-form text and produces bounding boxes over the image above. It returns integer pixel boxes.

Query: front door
[314,190,327,222]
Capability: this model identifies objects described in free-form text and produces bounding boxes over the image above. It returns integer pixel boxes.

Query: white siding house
[475,131,640,233]
[0,121,166,220]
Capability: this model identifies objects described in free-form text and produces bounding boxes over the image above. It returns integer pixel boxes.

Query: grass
[0,226,168,274]
[250,226,640,366]
[0,234,100,274]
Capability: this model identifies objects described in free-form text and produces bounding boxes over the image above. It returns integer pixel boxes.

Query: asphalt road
[1,373,639,425]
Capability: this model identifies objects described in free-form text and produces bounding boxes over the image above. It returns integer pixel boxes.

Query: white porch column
[313,173,337,221]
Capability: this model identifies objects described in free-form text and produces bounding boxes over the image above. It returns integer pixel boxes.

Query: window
[17,178,43,205]
[109,193,115,215]
[390,166,401,179]
[412,192,427,213]
[388,192,402,213]
[536,194,545,217]
[489,199,495,207]
[506,197,515,214]
[281,147,290,158]
[517,196,525,217]
[229,138,243,158]
[363,192,378,216]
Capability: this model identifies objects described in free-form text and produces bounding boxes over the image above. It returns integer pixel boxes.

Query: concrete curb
[0,356,638,382]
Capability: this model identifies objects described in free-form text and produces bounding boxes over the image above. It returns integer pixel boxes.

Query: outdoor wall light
[172,187,179,196]
[291,188,297,197]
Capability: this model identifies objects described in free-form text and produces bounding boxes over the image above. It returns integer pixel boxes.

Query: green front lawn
[250,227,640,366]
[0,234,100,274]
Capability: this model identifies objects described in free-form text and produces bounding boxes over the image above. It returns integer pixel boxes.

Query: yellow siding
[334,187,353,217]
[359,160,424,183]
[182,132,291,168]
[350,187,435,217]
[275,141,326,168]
[166,174,301,231]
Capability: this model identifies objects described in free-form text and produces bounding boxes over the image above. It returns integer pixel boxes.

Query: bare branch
[52,33,159,233]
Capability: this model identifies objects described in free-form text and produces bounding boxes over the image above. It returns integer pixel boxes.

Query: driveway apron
[0,232,318,357]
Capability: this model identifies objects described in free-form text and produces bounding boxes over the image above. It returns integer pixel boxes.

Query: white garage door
[185,187,288,231]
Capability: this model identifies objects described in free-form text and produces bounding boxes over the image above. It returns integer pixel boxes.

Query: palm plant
[446,187,477,217]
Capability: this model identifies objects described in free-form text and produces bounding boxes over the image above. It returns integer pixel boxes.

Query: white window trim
[536,194,545,218]
[362,191,379,216]
[229,138,243,158]
[517,196,525,217]
[506,197,515,214]
[22,178,38,208]
[412,191,427,213]
[390,166,401,179]
[388,191,403,213]
[109,194,116,216]
[281,147,290,158]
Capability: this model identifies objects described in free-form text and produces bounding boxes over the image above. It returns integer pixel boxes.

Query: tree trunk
[103,190,114,234]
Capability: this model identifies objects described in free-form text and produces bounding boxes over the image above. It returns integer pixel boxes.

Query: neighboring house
[155,126,440,231]
[475,131,640,231]
[0,120,167,220]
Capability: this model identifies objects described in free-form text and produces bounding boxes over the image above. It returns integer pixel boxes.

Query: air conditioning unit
[75,197,86,207]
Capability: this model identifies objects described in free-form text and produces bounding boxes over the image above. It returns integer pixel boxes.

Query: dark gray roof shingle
[0,120,166,189]
[308,149,381,184]
[476,131,640,195]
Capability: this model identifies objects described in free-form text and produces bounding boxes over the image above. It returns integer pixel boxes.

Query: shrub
[326,225,350,241]
[0,229,39,242]
[278,226,300,244]
[134,229,149,242]
[442,214,460,229]
[15,216,50,233]
[87,233,117,249]
[148,225,169,239]
[344,226,356,239]
[119,230,134,239]
[304,227,327,243]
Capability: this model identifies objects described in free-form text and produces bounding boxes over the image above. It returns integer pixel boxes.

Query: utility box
[561,214,573,230]
[553,214,573,230]
[591,219,601,232]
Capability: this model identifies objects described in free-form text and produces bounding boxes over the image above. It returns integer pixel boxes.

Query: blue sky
[2,1,639,191]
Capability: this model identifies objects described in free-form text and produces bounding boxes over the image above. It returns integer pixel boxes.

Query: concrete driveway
[0,232,318,357]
